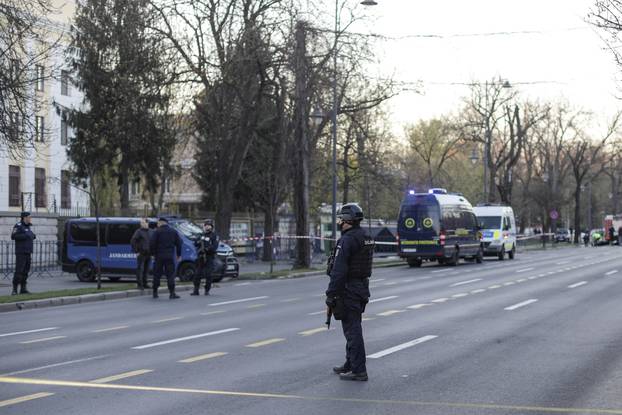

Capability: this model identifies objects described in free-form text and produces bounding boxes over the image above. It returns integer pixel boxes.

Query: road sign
[550,210,559,220]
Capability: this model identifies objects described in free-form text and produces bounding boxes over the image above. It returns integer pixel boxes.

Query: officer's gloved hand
[325,296,337,308]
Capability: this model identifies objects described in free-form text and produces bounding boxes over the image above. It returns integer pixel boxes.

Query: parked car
[62,216,239,282]
[555,228,572,243]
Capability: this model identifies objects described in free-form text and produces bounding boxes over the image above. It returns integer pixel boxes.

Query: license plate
[226,265,235,271]
[403,248,417,253]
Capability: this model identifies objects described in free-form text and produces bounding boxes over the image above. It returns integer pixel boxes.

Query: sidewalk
[0,255,402,294]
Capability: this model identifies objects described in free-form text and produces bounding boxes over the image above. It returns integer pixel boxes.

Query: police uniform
[192,222,219,296]
[150,218,182,299]
[11,212,36,295]
[326,204,374,381]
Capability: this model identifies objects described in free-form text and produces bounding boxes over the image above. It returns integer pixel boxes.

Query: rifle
[325,305,333,330]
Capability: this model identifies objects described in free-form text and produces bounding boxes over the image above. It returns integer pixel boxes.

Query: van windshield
[172,221,203,241]
[478,216,501,229]
[399,200,440,233]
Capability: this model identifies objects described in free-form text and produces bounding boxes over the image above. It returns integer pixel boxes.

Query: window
[35,167,46,208]
[60,115,68,145]
[61,170,71,209]
[9,166,21,207]
[69,222,104,245]
[131,179,140,196]
[35,65,44,91]
[61,70,69,96]
[108,223,140,245]
[9,112,19,141]
[35,116,44,142]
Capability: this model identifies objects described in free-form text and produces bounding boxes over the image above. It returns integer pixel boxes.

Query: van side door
[104,222,140,271]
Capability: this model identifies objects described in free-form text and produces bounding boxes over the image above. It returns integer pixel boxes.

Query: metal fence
[0,241,61,279]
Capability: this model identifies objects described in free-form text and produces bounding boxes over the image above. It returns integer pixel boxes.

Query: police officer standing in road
[150,217,182,299]
[326,203,374,381]
[130,218,152,291]
[11,211,36,295]
[192,220,219,296]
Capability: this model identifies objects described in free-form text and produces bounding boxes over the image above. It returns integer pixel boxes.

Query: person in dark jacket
[11,211,36,295]
[150,217,182,299]
[130,218,152,290]
[192,220,219,296]
[610,226,616,246]
[326,203,374,382]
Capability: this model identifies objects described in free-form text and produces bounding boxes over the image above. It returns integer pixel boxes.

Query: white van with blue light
[398,189,483,267]
[473,204,517,260]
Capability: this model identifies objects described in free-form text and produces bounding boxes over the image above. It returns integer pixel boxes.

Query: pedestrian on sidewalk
[10,211,36,295]
[131,218,152,290]
[192,220,219,296]
[150,217,182,299]
[326,203,374,382]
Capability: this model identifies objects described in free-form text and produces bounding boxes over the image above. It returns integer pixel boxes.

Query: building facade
[0,0,90,218]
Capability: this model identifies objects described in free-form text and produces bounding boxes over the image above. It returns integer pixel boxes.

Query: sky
[344,0,622,136]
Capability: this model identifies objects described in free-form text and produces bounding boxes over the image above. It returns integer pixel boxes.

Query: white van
[473,205,517,260]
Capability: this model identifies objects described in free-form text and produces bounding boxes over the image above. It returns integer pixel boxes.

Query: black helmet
[204,219,214,227]
[338,203,364,222]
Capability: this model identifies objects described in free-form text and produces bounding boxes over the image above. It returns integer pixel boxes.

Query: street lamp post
[330,0,377,243]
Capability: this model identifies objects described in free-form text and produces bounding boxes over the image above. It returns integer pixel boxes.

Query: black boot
[339,372,368,381]
[152,287,159,298]
[169,285,180,299]
[20,283,31,295]
[190,285,200,296]
[204,287,210,296]
[332,364,351,374]
[11,283,18,296]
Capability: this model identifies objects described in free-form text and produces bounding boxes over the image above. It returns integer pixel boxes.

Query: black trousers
[13,254,31,286]
[136,254,150,288]
[194,256,215,293]
[340,305,367,374]
[153,258,175,292]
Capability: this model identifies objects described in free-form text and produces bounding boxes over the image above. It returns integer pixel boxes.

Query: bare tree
[0,0,62,156]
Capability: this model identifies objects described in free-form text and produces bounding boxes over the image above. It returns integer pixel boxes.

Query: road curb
[0,284,195,313]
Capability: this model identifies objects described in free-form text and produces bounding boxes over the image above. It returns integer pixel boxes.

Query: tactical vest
[347,233,374,280]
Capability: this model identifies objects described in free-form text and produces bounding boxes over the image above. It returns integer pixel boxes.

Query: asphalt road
[1,246,622,415]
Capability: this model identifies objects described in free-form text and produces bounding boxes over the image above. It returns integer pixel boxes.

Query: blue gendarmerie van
[397,189,483,267]
[62,216,239,282]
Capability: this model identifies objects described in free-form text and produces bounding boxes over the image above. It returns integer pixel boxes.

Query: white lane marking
[516,268,534,273]
[431,269,449,273]
[209,297,268,306]
[200,310,226,316]
[307,310,326,316]
[547,271,555,275]
[538,274,546,277]
[367,335,438,359]
[568,281,588,289]
[91,369,153,384]
[384,282,398,286]
[605,270,619,276]
[450,278,482,287]
[0,355,109,377]
[369,296,398,304]
[451,293,469,298]
[132,328,240,350]
[407,304,432,310]
[20,336,66,344]
[504,299,538,311]
[0,327,59,338]
[0,393,55,408]
[92,326,129,333]
[556,260,570,265]
[503,282,515,286]
[528,276,537,280]
[152,317,183,323]
[298,327,327,336]
[488,285,502,289]
[372,278,386,282]
[516,278,527,283]
[234,282,251,286]
[377,310,406,317]
[431,298,449,303]
[470,289,487,294]
[179,352,227,363]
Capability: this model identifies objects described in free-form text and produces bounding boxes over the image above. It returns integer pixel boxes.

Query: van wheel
[177,262,196,282]
[108,277,122,282]
[508,245,516,260]
[498,247,505,261]
[76,260,96,282]
[407,258,422,268]
[475,247,484,264]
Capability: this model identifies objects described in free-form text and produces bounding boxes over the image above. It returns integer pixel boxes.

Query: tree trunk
[573,185,581,243]
[292,22,310,269]
[119,162,130,211]
[215,192,234,241]
[262,209,274,262]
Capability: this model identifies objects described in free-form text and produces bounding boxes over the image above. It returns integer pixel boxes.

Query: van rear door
[398,196,441,256]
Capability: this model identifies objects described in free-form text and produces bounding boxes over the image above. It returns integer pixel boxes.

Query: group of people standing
[130,217,220,299]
